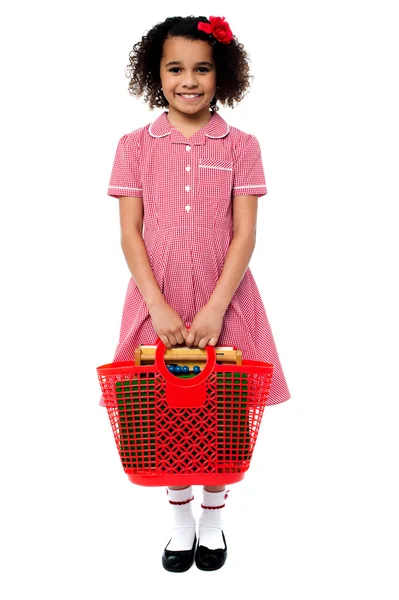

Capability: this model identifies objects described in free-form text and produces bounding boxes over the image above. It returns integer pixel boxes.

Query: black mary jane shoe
[195,531,228,571]
[162,535,197,573]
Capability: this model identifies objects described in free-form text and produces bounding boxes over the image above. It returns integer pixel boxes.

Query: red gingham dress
[99,110,290,406]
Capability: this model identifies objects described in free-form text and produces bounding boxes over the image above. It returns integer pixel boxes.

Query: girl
[100,15,291,572]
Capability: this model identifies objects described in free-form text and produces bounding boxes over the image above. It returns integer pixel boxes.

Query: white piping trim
[205,124,230,139]
[199,165,232,171]
[148,116,229,138]
[233,185,267,189]
[148,121,171,138]
[108,186,143,191]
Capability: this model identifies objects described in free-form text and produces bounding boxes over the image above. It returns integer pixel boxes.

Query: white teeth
[180,94,201,98]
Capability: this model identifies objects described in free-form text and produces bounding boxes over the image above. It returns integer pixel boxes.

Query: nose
[182,71,199,88]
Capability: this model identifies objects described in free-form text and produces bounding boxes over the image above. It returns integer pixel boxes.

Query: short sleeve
[107,134,143,199]
[232,134,268,198]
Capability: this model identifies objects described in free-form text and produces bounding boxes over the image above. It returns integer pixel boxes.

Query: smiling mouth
[176,93,203,98]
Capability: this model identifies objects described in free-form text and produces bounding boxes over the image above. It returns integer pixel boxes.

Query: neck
[166,107,212,130]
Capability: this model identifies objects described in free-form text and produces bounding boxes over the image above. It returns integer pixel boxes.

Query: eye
[167,67,211,73]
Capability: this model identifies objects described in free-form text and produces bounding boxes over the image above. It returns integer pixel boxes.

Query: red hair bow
[198,16,233,44]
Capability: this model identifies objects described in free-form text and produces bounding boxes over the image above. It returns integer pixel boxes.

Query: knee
[204,485,225,492]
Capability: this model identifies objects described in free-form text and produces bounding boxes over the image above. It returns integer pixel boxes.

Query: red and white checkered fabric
[99,111,290,406]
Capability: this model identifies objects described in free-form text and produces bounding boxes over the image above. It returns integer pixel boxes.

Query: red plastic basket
[97,337,274,486]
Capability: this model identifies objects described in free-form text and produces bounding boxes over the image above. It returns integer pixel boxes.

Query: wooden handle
[134,345,242,366]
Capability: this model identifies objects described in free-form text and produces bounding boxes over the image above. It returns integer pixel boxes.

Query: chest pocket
[196,159,233,202]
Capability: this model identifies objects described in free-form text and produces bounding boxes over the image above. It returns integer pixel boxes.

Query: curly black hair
[125,15,253,112]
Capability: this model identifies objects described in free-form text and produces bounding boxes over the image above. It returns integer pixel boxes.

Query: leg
[161,484,196,573]
[204,485,226,493]
[195,485,229,571]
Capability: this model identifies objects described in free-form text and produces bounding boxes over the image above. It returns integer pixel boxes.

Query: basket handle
[154,326,216,408]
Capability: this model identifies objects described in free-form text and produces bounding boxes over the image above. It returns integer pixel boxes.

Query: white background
[1,0,398,597]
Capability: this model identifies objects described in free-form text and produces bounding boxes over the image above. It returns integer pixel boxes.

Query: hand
[185,303,225,349]
[148,300,189,349]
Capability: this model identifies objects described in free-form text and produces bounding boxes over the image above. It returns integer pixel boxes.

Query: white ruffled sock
[165,486,196,552]
[198,488,229,550]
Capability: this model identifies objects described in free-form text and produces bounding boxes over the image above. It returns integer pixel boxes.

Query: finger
[185,331,194,345]
[208,337,217,346]
[191,333,200,347]
[160,334,171,349]
[198,337,208,349]
[169,333,179,346]
[174,329,185,345]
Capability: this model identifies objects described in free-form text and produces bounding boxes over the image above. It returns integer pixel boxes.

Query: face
[159,36,217,121]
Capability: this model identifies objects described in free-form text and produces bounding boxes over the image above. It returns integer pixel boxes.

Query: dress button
[186,165,191,171]
[186,145,191,152]
[185,205,191,212]
[185,185,191,191]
